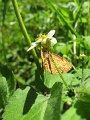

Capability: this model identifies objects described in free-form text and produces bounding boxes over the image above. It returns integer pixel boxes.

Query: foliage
[0,0,90,120]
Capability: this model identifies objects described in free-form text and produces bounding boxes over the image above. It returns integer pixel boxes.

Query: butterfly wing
[41,50,51,73]
[49,53,72,74]
[41,50,72,74]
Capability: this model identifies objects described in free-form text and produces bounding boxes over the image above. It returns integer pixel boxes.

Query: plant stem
[12,0,40,68]
[81,56,84,83]
[50,53,69,89]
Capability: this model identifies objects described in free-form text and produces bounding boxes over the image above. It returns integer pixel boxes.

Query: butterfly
[41,49,72,74]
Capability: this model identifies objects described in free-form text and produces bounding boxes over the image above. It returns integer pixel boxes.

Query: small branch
[50,53,69,89]
[81,54,85,83]
[12,0,40,67]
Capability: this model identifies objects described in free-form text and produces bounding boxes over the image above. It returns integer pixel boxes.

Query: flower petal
[35,38,42,43]
[27,43,37,51]
[51,37,57,46]
[27,38,42,52]
[47,30,55,38]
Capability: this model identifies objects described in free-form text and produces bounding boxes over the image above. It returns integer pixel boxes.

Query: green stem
[50,53,69,89]
[81,57,84,83]
[12,0,40,67]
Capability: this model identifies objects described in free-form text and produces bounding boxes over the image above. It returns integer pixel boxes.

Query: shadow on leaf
[74,97,90,120]
[23,87,37,115]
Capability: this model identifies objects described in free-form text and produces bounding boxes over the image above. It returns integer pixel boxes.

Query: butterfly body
[41,50,72,74]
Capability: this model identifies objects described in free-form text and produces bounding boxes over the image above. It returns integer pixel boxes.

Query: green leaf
[44,70,60,88]
[24,83,62,120]
[44,70,79,88]
[0,64,15,109]
[3,87,31,120]
[3,83,62,120]
[84,36,90,49]
[0,74,9,108]
[62,97,90,120]
[75,99,90,120]
[0,64,15,96]
[80,17,87,23]
[45,0,79,37]
[23,94,47,120]
[62,79,90,120]
[79,79,90,96]
[35,67,49,92]
[61,104,84,120]
[83,79,90,95]
[77,80,90,117]
[54,43,72,56]
[54,43,67,54]
[44,82,62,120]
[74,69,90,80]
[58,3,73,20]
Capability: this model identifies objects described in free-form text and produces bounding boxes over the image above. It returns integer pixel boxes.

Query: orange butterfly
[41,49,72,74]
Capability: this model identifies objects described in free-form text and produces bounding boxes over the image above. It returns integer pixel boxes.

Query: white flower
[27,38,42,51]
[27,42,37,52]
[44,30,57,46]
[27,30,57,51]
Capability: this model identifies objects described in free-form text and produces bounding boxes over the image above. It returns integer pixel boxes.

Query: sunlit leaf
[3,83,62,120]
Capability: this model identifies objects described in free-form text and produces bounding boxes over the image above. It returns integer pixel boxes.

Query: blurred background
[0,0,89,86]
